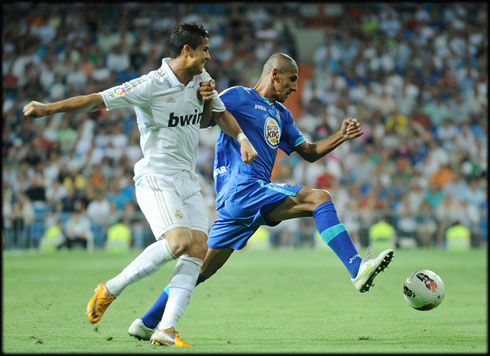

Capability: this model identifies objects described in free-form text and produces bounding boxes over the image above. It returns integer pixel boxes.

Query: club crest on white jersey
[264,117,280,149]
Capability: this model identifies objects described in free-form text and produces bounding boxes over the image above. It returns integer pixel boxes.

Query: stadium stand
[2,3,487,250]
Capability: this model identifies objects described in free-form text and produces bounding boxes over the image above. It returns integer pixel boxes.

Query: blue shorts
[207,180,303,250]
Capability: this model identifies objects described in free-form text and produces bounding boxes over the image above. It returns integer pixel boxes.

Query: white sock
[106,239,176,296]
[158,255,203,330]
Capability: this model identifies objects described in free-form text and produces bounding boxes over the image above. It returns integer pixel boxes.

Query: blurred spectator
[106,217,132,253]
[460,199,482,247]
[86,190,111,248]
[15,194,35,249]
[63,168,88,195]
[394,194,418,248]
[297,217,316,248]
[434,192,463,247]
[59,185,78,218]
[46,178,67,208]
[423,96,451,127]
[416,201,439,247]
[107,202,124,227]
[24,175,46,205]
[41,217,64,252]
[107,177,132,211]
[425,180,445,210]
[122,201,146,250]
[384,108,408,135]
[24,175,48,248]
[410,106,432,130]
[443,169,471,203]
[444,221,471,251]
[58,204,92,250]
[429,162,453,189]
[268,218,298,248]
[368,216,396,250]
[3,185,14,249]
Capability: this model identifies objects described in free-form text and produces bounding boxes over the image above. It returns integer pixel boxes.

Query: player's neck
[168,58,193,86]
[253,79,275,103]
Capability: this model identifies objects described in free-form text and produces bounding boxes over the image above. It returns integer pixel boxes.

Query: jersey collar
[161,58,201,88]
[161,58,184,87]
[250,87,275,107]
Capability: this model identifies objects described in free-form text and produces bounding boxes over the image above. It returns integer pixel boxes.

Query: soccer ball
[403,270,445,311]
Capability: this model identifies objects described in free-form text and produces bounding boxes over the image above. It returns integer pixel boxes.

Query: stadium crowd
[2,3,487,252]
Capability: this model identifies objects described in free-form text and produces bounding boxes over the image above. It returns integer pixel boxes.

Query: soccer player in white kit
[23,22,257,347]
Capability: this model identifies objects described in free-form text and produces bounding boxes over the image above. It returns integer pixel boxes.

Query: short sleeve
[219,87,241,112]
[199,69,225,112]
[278,109,306,155]
[212,90,226,112]
[99,75,151,110]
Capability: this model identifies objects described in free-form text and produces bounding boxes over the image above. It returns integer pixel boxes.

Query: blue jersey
[213,86,306,210]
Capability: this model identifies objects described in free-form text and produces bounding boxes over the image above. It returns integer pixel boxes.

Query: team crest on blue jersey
[264,117,280,148]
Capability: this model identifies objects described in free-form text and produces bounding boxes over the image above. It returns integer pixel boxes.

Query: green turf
[2,247,487,353]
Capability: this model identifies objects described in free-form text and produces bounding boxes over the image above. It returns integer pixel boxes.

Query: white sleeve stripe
[122,76,150,92]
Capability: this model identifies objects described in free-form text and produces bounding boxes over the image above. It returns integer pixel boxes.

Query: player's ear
[181,44,192,57]
[271,68,280,82]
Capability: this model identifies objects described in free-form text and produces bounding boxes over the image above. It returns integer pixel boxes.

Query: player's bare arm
[23,93,106,119]
[295,118,363,162]
[213,110,258,164]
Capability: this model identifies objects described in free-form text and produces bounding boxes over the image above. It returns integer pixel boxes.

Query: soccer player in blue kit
[128,53,394,341]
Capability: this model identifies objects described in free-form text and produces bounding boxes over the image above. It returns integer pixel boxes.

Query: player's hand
[197,80,215,102]
[240,138,258,164]
[340,118,363,140]
[23,101,48,119]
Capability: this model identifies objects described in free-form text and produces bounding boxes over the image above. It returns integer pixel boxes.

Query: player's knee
[166,234,192,256]
[309,189,331,206]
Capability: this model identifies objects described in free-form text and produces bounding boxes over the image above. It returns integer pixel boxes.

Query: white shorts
[135,172,210,240]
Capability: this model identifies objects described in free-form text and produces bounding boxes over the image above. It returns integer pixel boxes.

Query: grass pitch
[2,246,487,353]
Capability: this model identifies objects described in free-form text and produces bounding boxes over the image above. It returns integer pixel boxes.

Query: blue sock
[313,200,361,278]
[141,273,208,329]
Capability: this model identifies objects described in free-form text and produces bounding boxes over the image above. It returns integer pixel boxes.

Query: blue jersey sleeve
[278,108,306,155]
[219,86,242,115]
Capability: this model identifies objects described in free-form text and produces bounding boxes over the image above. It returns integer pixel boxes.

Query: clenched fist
[340,118,363,140]
[23,101,48,119]
[197,80,215,101]
[240,138,258,164]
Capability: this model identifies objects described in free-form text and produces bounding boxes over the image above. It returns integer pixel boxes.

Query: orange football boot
[86,282,116,323]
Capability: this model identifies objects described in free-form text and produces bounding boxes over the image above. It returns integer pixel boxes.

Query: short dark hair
[169,22,209,58]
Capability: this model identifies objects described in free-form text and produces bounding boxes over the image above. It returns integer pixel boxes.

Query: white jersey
[99,58,225,180]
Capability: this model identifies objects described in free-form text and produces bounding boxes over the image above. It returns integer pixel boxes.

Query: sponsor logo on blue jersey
[264,117,280,149]
[214,166,227,177]
[254,104,267,112]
